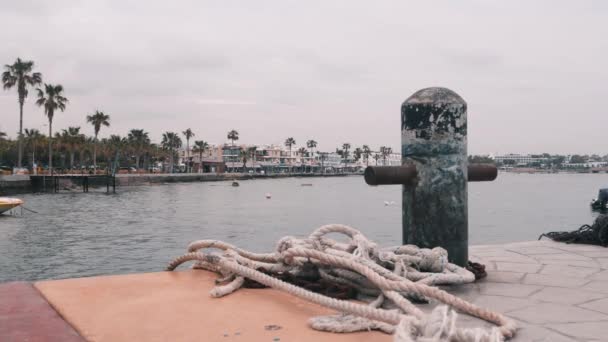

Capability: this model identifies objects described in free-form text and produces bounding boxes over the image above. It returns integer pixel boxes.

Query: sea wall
[0,173,359,195]
[115,172,356,186]
[0,175,32,195]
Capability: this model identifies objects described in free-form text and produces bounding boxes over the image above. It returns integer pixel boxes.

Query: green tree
[362,145,372,166]
[285,137,296,172]
[2,58,42,168]
[161,132,182,173]
[128,129,150,170]
[353,147,363,162]
[569,155,587,164]
[227,129,239,146]
[86,110,110,169]
[379,146,392,165]
[341,143,351,168]
[24,128,44,168]
[297,147,307,171]
[192,140,209,173]
[306,140,317,173]
[182,128,195,172]
[35,84,67,173]
[59,127,84,169]
[373,153,381,165]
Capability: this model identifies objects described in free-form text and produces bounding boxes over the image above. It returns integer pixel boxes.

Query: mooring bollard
[365,87,497,266]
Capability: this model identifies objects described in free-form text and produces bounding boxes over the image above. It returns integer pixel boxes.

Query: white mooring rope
[167,224,517,341]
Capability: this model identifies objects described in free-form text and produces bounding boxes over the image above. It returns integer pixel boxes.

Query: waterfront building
[492,153,549,166]
[374,153,401,166]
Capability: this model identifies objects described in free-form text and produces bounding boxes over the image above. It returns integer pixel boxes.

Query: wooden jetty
[30,173,116,193]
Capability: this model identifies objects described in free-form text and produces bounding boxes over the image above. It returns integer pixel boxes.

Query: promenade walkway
[1,240,607,341]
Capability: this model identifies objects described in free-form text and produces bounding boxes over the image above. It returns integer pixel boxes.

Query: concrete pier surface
[1,240,607,341]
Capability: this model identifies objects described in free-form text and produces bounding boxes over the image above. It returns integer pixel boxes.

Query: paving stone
[441,283,480,302]
[551,244,608,252]
[596,258,608,268]
[582,281,608,294]
[533,259,601,268]
[506,247,571,255]
[508,303,608,324]
[484,255,540,264]
[512,322,578,342]
[548,321,608,340]
[529,287,606,305]
[496,262,541,273]
[589,270,608,281]
[523,273,591,288]
[471,295,534,313]
[532,253,594,261]
[482,271,525,284]
[478,282,542,298]
[539,264,600,278]
[579,298,608,315]
[578,251,608,258]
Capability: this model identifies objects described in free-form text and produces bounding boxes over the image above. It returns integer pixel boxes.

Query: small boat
[591,188,608,211]
[0,197,24,215]
[232,181,239,187]
[265,193,272,199]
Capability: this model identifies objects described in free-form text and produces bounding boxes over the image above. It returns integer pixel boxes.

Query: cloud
[0,0,607,154]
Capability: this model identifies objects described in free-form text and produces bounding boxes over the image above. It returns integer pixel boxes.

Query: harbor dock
[1,240,607,341]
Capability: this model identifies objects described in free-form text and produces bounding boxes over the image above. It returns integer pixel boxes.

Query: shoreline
[0,172,361,195]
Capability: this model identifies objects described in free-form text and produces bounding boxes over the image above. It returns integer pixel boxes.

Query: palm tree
[284,137,296,172]
[318,151,328,174]
[59,127,84,169]
[353,147,363,162]
[127,129,150,170]
[24,128,44,169]
[297,147,307,172]
[192,140,209,173]
[35,84,67,173]
[373,153,381,165]
[380,146,392,165]
[108,135,127,171]
[182,128,195,172]
[161,132,182,173]
[239,148,249,172]
[227,129,239,146]
[2,58,42,168]
[306,139,317,172]
[86,110,110,169]
[341,143,351,169]
[362,145,372,166]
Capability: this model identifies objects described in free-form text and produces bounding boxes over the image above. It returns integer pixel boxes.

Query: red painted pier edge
[0,281,84,342]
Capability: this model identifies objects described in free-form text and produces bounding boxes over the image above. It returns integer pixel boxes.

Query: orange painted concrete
[35,270,390,342]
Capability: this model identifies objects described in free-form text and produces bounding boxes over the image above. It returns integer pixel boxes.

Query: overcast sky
[1,0,606,155]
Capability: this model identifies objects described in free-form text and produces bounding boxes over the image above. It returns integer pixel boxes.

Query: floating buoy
[265,193,272,199]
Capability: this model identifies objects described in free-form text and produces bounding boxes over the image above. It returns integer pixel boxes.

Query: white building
[492,154,548,166]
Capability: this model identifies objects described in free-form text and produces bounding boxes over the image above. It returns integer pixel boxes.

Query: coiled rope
[539,214,608,247]
[167,224,517,341]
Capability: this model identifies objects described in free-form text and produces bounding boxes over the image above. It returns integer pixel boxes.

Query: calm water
[1,173,607,282]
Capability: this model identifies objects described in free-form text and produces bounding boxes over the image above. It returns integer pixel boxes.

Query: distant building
[375,153,401,166]
[492,154,548,166]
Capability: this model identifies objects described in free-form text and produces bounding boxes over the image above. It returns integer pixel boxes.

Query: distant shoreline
[0,172,362,195]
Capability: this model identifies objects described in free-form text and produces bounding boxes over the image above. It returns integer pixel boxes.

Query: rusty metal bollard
[365,87,497,266]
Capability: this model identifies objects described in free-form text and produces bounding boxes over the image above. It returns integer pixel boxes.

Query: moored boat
[0,197,24,214]
[591,188,608,211]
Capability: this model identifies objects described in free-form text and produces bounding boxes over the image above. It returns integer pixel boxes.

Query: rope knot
[417,247,448,273]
